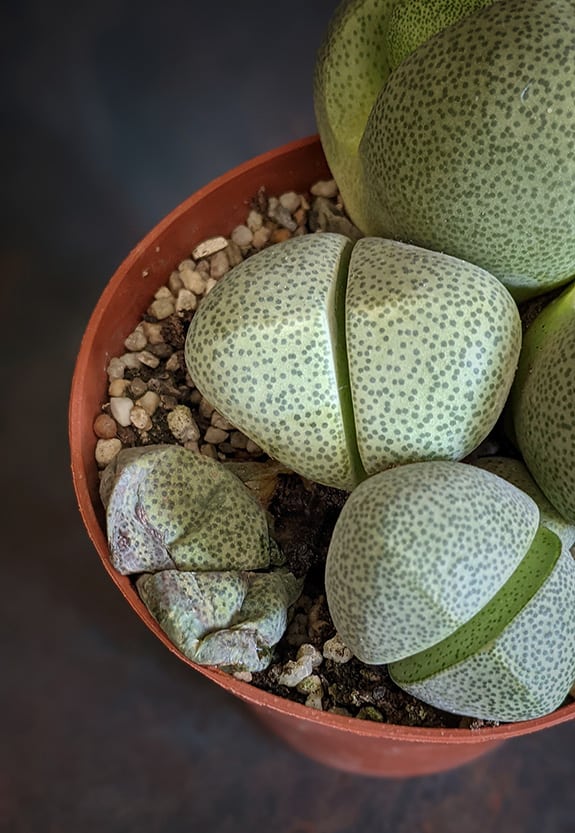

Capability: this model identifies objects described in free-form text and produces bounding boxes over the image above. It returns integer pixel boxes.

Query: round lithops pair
[315,0,575,298]
[103,445,302,672]
[509,282,575,524]
[325,460,575,722]
[185,233,520,490]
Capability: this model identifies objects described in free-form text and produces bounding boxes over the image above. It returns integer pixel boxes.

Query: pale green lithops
[316,0,575,298]
[185,234,520,490]
[104,445,303,672]
[510,282,575,523]
[325,461,575,721]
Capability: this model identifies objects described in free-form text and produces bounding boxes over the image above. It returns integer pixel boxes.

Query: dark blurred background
[2,1,575,830]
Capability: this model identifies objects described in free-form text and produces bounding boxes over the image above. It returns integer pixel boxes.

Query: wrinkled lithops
[473,456,575,550]
[137,567,302,672]
[104,445,303,672]
[325,461,575,721]
[185,233,520,490]
[315,0,575,298]
[104,445,277,574]
[510,281,575,523]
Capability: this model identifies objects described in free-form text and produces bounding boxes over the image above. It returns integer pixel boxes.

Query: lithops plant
[315,0,575,298]
[325,461,575,721]
[103,445,302,672]
[509,281,575,523]
[185,233,521,491]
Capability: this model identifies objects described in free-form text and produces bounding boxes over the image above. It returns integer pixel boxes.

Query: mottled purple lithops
[325,461,575,722]
[185,234,520,490]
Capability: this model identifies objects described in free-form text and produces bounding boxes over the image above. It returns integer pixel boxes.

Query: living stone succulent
[509,281,575,524]
[315,0,575,299]
[103,445,302,672]
[325,461,575,721]
[185,233,521,490]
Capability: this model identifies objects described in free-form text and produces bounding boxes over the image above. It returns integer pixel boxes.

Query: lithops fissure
[510,281,575,523]
[325,461,575,721]
[359,0,575,298]
[185,233,521,490]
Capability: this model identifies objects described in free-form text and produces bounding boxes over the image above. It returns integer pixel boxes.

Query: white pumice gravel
[192,235,228,259]
[278,655,314,687]
[95,437,123,467]
[323,633,353,663]
[310,179,338,198]
[109,397,133,427]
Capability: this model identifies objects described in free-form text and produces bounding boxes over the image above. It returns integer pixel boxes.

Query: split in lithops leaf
[105,445,276,574]
[510,280,575,523]
[473,456,575,550]
[325,460,575,721]
[185,233,521,490]
[137,568,303,673]
[316,0,575,298]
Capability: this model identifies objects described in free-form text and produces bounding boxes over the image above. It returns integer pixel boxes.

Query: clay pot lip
[69,133,575,746]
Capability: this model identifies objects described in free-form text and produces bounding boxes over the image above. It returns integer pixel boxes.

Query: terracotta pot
[69,134,575,778]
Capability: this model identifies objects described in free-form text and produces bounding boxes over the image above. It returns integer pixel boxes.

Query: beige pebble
[106,357,125,381]
[95,438,123,468]
[278,656,313,687]
[154,285,174,300]
[252,226,272,249]
[141,321,164,344]
[167,405,200,443]
[233,670,253,683]
[310,179,338,198]
[279,191,301,213]
[136,390,160,415]
[305,692,324,711]
[296,674,323,695]
[199,397,214,419]
[189,389,202,405]
[183,440,200,454]
[200,443,218,460]
[137,350,160,369]
[168,270,184,294]
[164,353,180,373]
[108,378,130,397]
[192,236,228,259]
[109,396,133,427]
[124,328,147,352]
[177,257,196,272]
[148,298,175,320]
[203,277,218,295]
[294,206,307,226]
[323,633,353,663]
[130,405,152,431]
[120,352,141,371]
[176,288,197,312]
[297,643,323,668]
[179,266,207,295]
[246,439,263,455]
[204,426,229,445]
[209,249,229,279]
[246,209,263,232]
[229,431,248,450]
[93,413,117,439]
[211,412,235,431]
[195,259,210,276]
[226,240,243,267]
[231,224,253,248]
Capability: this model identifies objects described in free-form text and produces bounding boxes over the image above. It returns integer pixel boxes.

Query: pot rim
[69,133,575,745]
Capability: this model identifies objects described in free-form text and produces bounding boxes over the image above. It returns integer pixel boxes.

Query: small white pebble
[310,179,338,198]
[278,655,314,687]
[323,633,353,663]
[209,249,230,279]
[179,267,206,295]
[154,285,174,300]
[231,224,253,248]
[246,209,263,231]
[120,352,141,371]
[279,191,301,213]
[177,257,196,272]
[130,405,152,431]
[148,298,175,320]
[108,378,130,397]
[204,426,229,445]
[95,437,123,468]
[252,226,272,249]
[137,350,160,369]
[109,396,133,427]
[106,357,125,381]
[136,390,160,416]
[168,270,183,294]
[233,670,253,683]
[203,277,218,295]
[167,405,200,443]
[175,288,197,312]
[297,643,323,668]
[124,328,147,352]
[141,321,164,344]
[192,236,228,259]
